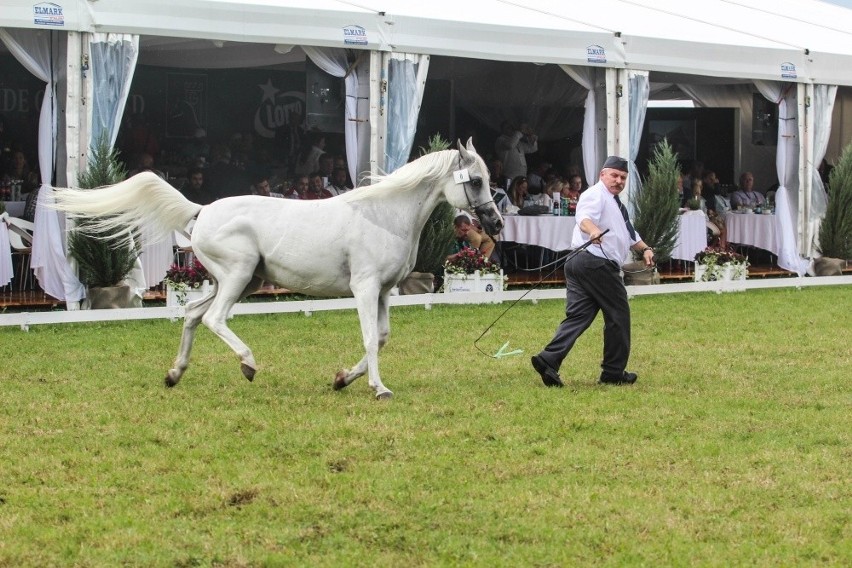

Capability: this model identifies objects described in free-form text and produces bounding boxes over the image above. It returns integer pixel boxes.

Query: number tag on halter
[453,169,471,184]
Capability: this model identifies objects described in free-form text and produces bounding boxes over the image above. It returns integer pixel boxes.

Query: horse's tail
[52,171,203,247]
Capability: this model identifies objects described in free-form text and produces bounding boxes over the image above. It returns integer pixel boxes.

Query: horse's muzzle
[475,204,504,237]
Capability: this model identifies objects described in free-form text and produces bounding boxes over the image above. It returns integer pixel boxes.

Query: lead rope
[473,229,610,358]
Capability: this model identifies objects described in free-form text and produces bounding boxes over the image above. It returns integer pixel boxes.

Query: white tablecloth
[725,211,778,256]
[502,213,707,262]
[501,215,577,251]
[671,211,707,262]
[0,218,13,287]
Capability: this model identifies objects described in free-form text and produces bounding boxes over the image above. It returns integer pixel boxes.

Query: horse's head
[446,138,504,237]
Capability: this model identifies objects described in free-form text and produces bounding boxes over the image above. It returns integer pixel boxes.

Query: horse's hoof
[241,363,256,382]
[164,371,179,388]
[375,390,393,400]
[333,370,349,391]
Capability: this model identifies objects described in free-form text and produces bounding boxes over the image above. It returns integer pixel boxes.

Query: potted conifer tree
[67,136,142,308]
[625,139,681,284]
[814,143,852,275]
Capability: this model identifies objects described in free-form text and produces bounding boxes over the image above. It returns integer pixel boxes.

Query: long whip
[474,229,610,358]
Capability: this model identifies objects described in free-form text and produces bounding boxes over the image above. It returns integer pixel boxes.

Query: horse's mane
[344,149,478,202]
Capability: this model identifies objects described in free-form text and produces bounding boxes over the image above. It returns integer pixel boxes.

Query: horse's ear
[457,138,472,161]
[465,137,476,153]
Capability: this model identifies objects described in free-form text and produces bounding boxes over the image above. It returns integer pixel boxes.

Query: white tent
[2,0,851,304]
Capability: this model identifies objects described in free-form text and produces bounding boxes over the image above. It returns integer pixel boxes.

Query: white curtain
[560,65,599,187]
[302,46,370,185]
[385,53,430,173]
[87,32,158,298]
[808,84,838,256]
[627,70,650,212]
[0,28,85,303]
[89,33,139,148]
[753,80,808,276]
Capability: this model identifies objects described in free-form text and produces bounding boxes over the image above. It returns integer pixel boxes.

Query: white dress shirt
[572,180,641,266]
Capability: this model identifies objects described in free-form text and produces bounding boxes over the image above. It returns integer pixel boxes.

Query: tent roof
[4,0,852,84]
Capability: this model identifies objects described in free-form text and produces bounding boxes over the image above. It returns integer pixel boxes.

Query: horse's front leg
[334,292,391,392]
[349,288,392,399]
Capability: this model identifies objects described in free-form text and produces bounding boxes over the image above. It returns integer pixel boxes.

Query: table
[501,215,576,251]
[501,213,707,262]
[671,212,707,262]
[725,211,778,256]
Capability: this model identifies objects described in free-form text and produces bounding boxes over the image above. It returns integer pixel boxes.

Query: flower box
[444,270,505,293]
[694,262,747,282]
[694,247,749,282]
[166,280,211,307]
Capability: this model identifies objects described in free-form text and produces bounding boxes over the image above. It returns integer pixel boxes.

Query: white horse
[53,140,503,399]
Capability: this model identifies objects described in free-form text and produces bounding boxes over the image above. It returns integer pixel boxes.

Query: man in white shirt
[531,156,654,387]
[730,172,765,209]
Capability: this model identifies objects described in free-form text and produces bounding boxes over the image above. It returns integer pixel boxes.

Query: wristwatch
[642,246,653,253]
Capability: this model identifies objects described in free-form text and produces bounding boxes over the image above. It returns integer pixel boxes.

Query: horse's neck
[358,182,444,245]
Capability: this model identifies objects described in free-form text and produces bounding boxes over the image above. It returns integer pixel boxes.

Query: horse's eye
[470,177,482,188]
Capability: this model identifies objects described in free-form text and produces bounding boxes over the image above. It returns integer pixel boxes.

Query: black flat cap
[602,155,628,172]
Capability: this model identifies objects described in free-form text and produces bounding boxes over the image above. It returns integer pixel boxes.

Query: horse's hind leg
[165,290,216,387]
[202,273,264,381]
[334,293,391,391]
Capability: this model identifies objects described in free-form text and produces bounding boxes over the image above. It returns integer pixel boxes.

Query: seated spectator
[731,172,765,209]
[252,174,283,198]
[446,215,499,265]
[326,166,352,196]
[691,179,726,247]
[526,160,551,195]
[128,152,165,179]
[286,176,308,199]
[180,167,214,205]
[470,217,499,264]
[676,173,688,208]
[491,185,510,213]
[488,158,509,192]
[22,185,40,222]
[4,150,39,196]
[506,175,529,211]
[701,169,721,214]
[546,179,563,200]
[524,181,553,210]
[447,214,472,258]
[302,172,333,200]
[682,160,704,193]
[561,175,583,202]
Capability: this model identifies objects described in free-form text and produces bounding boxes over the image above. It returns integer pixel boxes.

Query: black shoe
[531,355,564,387]
[599,371,638,385]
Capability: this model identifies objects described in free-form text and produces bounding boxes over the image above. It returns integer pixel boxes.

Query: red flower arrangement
[444,246,501,275]
[164,258,210,289]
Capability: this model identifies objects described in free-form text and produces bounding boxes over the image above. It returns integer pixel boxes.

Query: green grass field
[1,287,850,566]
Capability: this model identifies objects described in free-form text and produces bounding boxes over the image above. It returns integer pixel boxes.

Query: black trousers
[538,251,631,378]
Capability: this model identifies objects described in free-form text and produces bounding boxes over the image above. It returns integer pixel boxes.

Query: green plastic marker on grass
[493,340,523,359]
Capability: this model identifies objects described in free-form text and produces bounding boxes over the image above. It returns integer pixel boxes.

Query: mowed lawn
[1,286,849,566]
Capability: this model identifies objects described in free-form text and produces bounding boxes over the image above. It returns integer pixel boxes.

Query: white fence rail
[1,276,850,331]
